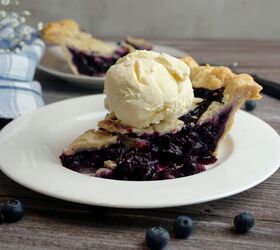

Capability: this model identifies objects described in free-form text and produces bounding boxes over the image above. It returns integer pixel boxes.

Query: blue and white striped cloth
[0,38,45,81]
[0,38,45,119]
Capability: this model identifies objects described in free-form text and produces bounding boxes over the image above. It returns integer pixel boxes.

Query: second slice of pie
[41,19,152,76]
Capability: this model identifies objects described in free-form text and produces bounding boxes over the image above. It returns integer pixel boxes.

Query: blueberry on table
[244,100,257,111]
[1,200,24,223]
[174,216,193,238]
[234,212,255,233]
[145,226,170,249]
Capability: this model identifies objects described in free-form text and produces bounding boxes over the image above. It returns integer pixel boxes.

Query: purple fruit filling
[68,38,153,76]
[68,46,129,76]
[60,88,232,181]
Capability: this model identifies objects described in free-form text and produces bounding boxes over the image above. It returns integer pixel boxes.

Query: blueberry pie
[41,19,152,76]
[60,51,262,181]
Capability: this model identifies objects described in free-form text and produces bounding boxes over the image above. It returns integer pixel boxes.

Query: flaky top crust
[41,19,114,55]
[181,56,262,100]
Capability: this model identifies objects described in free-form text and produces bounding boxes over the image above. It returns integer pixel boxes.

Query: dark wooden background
[0,39,279,250]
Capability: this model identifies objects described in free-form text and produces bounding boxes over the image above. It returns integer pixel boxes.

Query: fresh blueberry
[234,212,255,233]
[174,216,193,238]
[244,100,256,111]
[1,200,24,223]
[145,226,170,249]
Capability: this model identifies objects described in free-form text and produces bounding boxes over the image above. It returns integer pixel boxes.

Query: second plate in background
[37,44,187,89]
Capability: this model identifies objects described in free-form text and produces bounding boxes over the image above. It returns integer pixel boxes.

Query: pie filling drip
[60,87,232,181]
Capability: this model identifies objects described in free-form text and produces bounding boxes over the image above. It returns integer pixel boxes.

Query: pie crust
[64,56,262,155]
[42,19,152,76]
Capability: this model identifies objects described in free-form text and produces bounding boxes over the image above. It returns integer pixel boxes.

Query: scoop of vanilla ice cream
[104,50,194,129]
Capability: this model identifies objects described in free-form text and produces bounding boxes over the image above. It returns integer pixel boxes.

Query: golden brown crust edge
[181,56,262,155]
[41,19,114,55]
[41,19,115,75]
[181,56,262,100]
[41,19,80,44]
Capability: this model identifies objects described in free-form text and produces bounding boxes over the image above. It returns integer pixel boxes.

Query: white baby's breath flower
[1,0,10,6]
[23,25,30,33]
[22,10,30,16]
[19,40,25,47]
[0,0,39,53]
[19,16,25,23]
[11,18,20,27]
[37,22,43,31]
[0,10,6,18]
[232,62,239,67]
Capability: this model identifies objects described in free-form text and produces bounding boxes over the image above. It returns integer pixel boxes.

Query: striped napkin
[0,14,45,122]
[0,3,46,125]
[0,38,45,121]
[0,79,44,119]
[0,38,45,82]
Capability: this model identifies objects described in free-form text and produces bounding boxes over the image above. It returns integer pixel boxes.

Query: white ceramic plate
[38,44,187,89]
[0,95,279,208]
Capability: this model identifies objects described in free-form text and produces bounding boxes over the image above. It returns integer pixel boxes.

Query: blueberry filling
[68,46,130,76]
[60,87,232,180]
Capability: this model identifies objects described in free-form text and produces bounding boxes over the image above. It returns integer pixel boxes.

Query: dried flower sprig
[0,0,43,53]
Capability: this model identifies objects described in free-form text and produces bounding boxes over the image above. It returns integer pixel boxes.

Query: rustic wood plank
[0,39,279,250]
[154,39,280,69]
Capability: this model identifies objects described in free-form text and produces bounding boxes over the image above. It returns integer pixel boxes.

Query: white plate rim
[0,95,279,208]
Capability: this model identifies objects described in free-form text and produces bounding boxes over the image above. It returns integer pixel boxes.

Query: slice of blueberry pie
[60,50,262,181]
[41,19,152,76]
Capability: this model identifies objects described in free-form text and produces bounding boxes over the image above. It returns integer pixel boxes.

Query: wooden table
[0,39,279,250]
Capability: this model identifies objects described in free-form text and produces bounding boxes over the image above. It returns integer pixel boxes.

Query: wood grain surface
[0,39,279,250]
